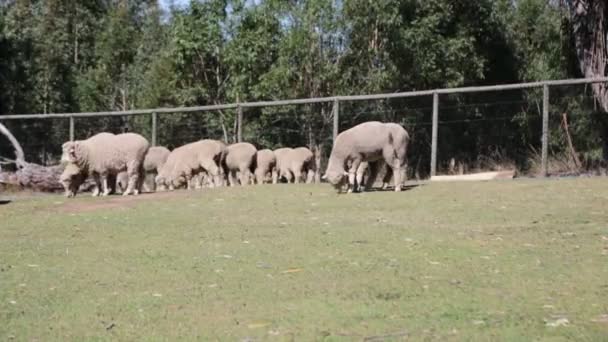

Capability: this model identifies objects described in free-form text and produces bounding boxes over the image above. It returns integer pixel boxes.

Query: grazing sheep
[155,139,226,191]
[116,146,170,193]
[280,147,315,184]
[61,132,150,196]
[323,121,409,193]
[222,142,257,186]
[144,146,171,174]
[273,147,293,183]
[254,149,277,184]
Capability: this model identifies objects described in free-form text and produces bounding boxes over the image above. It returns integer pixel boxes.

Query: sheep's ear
[321,174,327,180]
[69,145,78,159]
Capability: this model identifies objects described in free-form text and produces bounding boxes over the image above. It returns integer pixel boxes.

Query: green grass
[1,179,608,341]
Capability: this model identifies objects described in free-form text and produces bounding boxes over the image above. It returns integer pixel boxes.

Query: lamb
[155,139,226,190]
[279,147,315,184]
[323,121,409,192]
[254,149,277,184]
[61,132,150,196]
[222,142,257,186]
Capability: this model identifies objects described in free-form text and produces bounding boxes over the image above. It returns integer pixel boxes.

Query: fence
[1,77,608,177]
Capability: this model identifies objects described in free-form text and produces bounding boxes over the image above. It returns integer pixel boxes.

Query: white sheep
[254,149,277,184]
[61,132,150,196]
[272,147,293,184]
[155,139,226,190]
[117,146,171,193]
[279,147,315,184]
[222,142,257,186]
[323,121,409,192]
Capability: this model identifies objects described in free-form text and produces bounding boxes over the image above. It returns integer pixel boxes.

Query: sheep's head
[322,170,348,193]
[60,163,84,197]
[155,174,168,191]
[61,141,81,164]
[171,175,187,189]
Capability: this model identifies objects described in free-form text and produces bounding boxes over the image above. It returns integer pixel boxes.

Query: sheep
[254,149,277,184]
[61,132,150,197]
[60,163,121,197]
[279,147,315,184]
[144,146,170,176]
[272,147,293,183]
[323,121,409,193]
[116,146,171,193]
[222,142,257,186]
[155,139,226,191]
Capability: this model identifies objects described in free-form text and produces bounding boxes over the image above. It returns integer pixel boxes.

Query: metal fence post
[151,112,157,146]
[430,92,439,177]
[332,99,339,142]
[541,84,549,177]
[69,116,75,141]
[237,105,243,143]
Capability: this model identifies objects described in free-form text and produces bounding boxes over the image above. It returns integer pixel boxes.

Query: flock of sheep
[59,121,410,197]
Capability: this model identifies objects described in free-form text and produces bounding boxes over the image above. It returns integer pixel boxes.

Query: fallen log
[430,170,516,182]
[0,122,65,192]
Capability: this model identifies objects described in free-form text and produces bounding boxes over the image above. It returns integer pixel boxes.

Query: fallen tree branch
[0,122,25,167]
[0,121,66,192]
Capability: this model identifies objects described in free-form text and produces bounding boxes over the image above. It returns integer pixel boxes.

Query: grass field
[1,178,608,341]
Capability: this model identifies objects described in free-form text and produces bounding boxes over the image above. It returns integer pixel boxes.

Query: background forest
[1,0,607,177]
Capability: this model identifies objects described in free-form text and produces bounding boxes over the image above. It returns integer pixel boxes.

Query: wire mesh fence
[1,78,607,178]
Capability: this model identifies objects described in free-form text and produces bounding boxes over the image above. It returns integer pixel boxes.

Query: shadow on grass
[355,183,423,193]
[0,199,12,205]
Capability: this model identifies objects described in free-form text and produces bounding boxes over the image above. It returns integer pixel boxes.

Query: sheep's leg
[283,169,293,183]
[239,167,250,186]
[199,173,207,189]
[228,170,237,187]
[347,159,361,193]
[364,161,379,191]
[101,174,112,196]
[123,170,139,196]
[90,174,101,197]
[347,172,356,193]
[355,172,363,192]
[355,162,368,192]
[135,168,145,194]
[306,169,315,184]
[185,174,194,190]
[143,172,153,193]
[293,167,302,184]
[392,162,402,192]
[271,169,278,184]
[194,173,201,189]
[255,169,265,184]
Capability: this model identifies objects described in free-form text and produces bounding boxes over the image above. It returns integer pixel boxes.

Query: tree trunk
[566,0,608,160]
[0,122,65,192]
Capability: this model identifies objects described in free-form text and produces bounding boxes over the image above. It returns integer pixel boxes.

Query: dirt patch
[59,190,195,213]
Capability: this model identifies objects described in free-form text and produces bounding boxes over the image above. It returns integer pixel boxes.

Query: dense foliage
[0,0,606,175]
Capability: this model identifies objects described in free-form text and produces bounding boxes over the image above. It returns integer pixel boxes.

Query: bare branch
[0,122,25,166]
